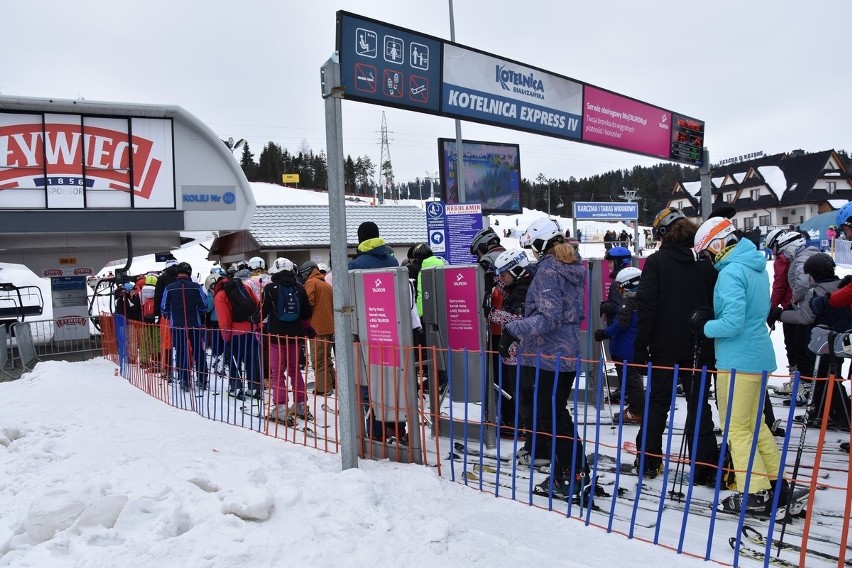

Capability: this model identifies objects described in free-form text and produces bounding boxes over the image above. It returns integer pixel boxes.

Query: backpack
[225,278,260,323]
[275,284,301,322]
[141,298,155,319]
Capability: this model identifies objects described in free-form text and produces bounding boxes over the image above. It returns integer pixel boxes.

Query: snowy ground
[0,359,712,568]
[1,188,850,566]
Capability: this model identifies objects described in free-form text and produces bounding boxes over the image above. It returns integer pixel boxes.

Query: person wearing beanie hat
[349,221,398,270]
[357,221,380,243]
[347,220,403,442]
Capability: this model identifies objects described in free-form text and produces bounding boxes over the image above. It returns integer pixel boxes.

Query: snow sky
[3,1,850,182]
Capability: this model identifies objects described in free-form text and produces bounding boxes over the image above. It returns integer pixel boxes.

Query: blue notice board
[426,201,483,264]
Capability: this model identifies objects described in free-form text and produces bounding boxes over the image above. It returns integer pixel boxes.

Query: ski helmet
[210,266,226,276]
[176,262,192,276]
[412,243,434,261]
[469,227,500,256]
[204,273,223,292]
[298,260,319,282]
[494,249,530,278]
[605,246,632,265]
[520,218,563,254]
[248,256,265,271]
[614,266,642,290]
[776,232,806,258]
[268,257,295,275]
[803,252,836,281]
[693,217,738,257]
[317,262,329,274]
[764,228,788,253]
[652,207,686,240]
[835,201,852,229]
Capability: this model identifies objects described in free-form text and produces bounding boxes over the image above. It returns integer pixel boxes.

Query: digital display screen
[437,138,521,214]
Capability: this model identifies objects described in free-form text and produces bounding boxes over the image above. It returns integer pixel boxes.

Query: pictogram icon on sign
[354,63,377,93]
[383,69,403,98]
[384,36,404,64]
[355,28,377,58]
[410,42,429,70]
[409,76,428,103]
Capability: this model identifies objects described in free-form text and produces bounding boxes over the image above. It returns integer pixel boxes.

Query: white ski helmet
[494,249,530,278]
[317,262,329,274]
[204,273,223,293]
[693,217,738,257]
[764,228,788,253]
[248,256,265,270]
[614,266,642,290]
[268,257,295,274]
[520,218,563,254]
[776,231,806,258]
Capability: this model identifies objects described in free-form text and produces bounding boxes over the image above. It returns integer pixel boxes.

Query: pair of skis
[730,525,852,567]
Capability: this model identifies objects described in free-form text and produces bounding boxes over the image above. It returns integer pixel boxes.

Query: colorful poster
[0,112,175,209]
[362,272,400,367]
[443,267,480,350]
[582,86,671,159]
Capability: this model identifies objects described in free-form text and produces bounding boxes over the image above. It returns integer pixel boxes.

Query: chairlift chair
[0,283,45,334]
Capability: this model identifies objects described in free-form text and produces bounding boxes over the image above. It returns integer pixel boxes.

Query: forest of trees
[231,139,851,226]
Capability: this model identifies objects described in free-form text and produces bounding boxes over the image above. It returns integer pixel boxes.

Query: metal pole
[448,0,465,204]
[699,148,711,222]
[321,54,359,470]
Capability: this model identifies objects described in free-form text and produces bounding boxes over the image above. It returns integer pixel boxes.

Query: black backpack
[224,278,260,323]
[275,283,301,322]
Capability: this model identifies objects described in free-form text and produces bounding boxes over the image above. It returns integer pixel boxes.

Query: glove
[305,326,317,339]
[839,275,852,289]
[766,305,783,329]
[498,328,518,358]
[690,306,714,338]
[593,329,607,342]
[809,294,830,315]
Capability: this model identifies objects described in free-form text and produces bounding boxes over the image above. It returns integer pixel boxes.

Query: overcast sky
[3,0,850,185]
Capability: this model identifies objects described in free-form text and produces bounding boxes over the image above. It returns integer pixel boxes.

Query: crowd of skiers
[478,205,851,515]
[110,206,851,516]
[112,254,335,425]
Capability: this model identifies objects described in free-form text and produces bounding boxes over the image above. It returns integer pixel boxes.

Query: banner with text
[573,201,638,221]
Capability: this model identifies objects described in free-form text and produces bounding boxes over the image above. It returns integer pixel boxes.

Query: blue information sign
[338,13,441,113]
[573,202,639,220]
[425,201,483,264]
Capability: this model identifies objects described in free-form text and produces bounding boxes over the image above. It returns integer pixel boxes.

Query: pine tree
[239,143,257,181]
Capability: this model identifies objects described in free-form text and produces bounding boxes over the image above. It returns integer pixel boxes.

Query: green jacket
[416,255,446,316]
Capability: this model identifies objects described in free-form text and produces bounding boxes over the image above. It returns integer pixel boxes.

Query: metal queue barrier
[420,263,497,448]
[349,267,422,462]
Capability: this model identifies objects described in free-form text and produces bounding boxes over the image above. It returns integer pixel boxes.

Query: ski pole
[776,354,819,556]
[598,340,617,427]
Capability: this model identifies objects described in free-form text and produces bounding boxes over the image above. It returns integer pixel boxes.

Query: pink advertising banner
[443,266,480,350]
[362,272,400,367]
[582,86,672,159]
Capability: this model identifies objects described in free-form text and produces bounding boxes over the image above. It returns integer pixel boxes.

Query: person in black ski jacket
[632,207,718,484]
[600,246,632,326]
